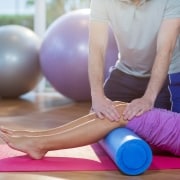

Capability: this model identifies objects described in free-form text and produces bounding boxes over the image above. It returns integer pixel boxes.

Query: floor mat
[0,143,179,172]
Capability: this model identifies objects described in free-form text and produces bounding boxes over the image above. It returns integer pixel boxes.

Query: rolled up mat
[99,127,152,175]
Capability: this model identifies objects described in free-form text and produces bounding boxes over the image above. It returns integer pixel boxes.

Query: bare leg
[1,101,125,136]
[0,103,128,160]
[0,113,96,136]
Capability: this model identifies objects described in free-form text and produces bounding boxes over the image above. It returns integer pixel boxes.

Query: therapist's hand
[123,97,154,120]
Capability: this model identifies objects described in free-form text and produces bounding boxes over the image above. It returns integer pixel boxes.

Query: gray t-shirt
[90,0,180,77]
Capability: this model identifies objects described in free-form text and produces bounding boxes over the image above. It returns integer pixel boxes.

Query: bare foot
[0,132,47,159]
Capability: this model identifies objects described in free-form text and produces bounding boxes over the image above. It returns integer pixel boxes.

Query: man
[88,0,180,121]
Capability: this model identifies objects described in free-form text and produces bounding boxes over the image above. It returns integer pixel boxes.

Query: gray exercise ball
[0,25,41,98]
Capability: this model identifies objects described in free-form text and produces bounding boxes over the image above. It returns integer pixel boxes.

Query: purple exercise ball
[40,9,118,101]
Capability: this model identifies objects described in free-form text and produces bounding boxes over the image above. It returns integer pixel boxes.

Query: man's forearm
[88,50,105,98]
[144,52,171,103]
[145,18,180,104]
[88,21,109,99]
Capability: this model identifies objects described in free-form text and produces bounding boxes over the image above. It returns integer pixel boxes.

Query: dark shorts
[169,72,180,113]
[104,68,171,110]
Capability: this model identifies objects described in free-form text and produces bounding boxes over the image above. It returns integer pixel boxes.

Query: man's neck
[131,0,141,5]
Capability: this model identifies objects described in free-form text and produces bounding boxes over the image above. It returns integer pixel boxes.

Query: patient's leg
[0,103,127,159]
[1,101,125,136]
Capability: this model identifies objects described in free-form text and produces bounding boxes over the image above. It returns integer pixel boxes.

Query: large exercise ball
[0,25,41,98]
[40,9,118,101]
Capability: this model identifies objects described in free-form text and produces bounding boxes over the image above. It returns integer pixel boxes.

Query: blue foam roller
[99,127,152,175]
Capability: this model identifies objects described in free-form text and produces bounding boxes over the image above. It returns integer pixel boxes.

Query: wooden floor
[0,92,179,180]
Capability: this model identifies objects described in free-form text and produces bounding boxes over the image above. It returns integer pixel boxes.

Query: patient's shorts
[126,108,180,156]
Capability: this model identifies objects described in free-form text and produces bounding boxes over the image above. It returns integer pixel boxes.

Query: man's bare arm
[124,18,180,120]
[88,21,120,121]
[144,18,180,103]
[88,21,108,99]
